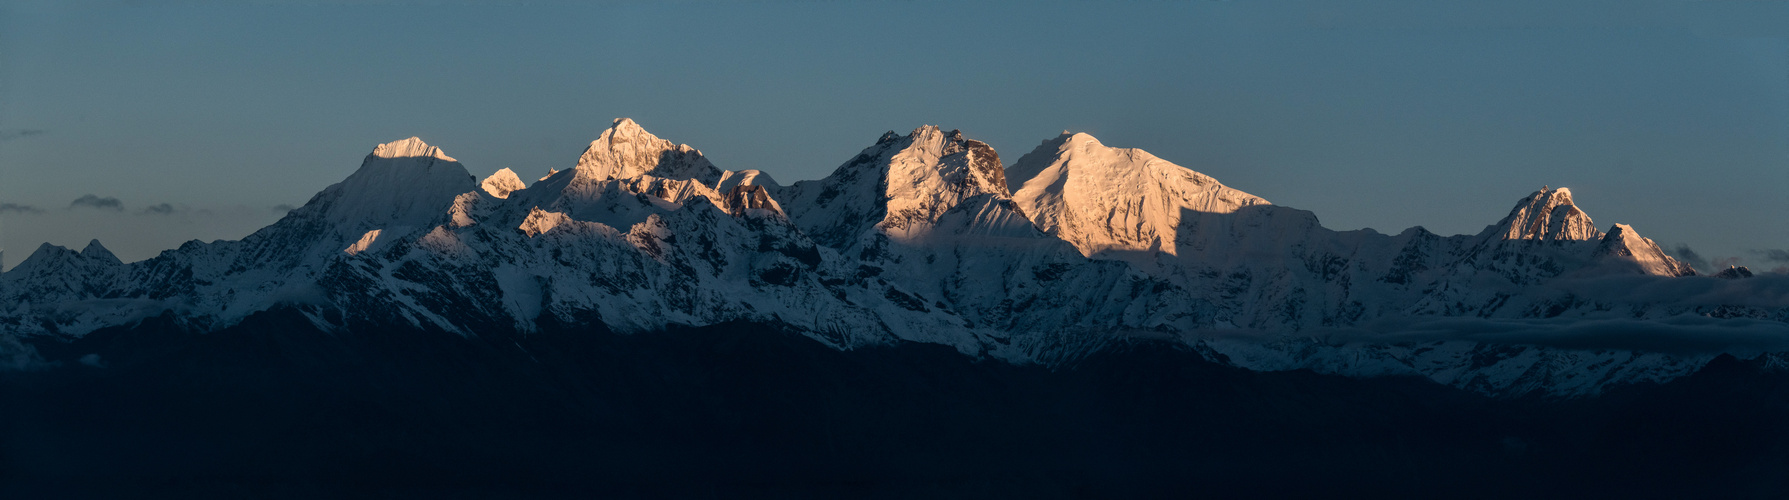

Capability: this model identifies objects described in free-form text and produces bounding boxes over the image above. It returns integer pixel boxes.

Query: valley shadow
[1,308,1786,497]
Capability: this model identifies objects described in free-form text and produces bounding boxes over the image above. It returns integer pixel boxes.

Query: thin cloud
[272,204,298,213]
[1668,244,1709,272]
[1757,249,1789,263]
[0,129,46,142]
[69,195,124,211]
[139,203,178,216]
[0,203,43,214]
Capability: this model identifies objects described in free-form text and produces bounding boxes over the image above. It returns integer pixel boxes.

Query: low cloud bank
[1549,273,1789,309]
[1198,274,1789,357]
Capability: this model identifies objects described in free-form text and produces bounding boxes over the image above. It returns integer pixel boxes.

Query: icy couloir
[3,119,1784,397]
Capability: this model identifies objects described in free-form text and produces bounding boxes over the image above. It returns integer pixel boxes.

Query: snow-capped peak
[1714,266,1754,279]
[572,118,723,185]
[480,168,526,199]
[1495,186,1602,242]
[1,123,1760,401]
[316,139,478,230]
[372,137,456,162]
[722,184,784,217]
[79,239,121,265]
[1592,223,1696,277]
[229,137,478,270]
[781,125,1012,247]
[1007,131,1270,257]
[886,125,1009,198]
[716,169,780,193]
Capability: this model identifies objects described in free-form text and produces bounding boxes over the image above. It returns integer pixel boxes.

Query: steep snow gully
[4,118,1786,398]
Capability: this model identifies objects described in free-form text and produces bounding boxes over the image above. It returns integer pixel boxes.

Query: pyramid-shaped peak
[1593,223,1696,277]
[372,137,456,162]
[1496,186,1601,242]
[574,118,721,184]
[1005,128,1270,258]
[80,239,120,264]
[602,117,653,141]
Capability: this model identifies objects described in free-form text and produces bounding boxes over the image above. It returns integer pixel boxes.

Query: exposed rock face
[1496,187,1603,242]
[780,125,1015,249]
[1714,266,1755,279]
[573,118,723,185]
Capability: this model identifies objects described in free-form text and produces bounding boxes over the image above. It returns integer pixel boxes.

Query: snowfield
[4,118,1785,397]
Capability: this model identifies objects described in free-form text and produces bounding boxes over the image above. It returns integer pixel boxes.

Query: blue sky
[2,1,1786,271]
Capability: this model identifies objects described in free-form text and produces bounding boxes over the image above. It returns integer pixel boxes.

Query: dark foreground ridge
[3,309,1788,498]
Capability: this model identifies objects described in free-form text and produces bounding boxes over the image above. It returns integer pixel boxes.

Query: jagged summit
[1494,186,1602,242]
[0,123,1762,400]
[1714,266,1754,279]
[781,125,1012,247]
[889,125,1008,198]
[501,119,740,230]
[1007,130,1270,257]
[722,184,783,217]
[1453,189,1692,282]
[372,137,456,161]
[572,118,722,184]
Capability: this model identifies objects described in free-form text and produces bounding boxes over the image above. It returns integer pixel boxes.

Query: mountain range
[3,118,1786,398]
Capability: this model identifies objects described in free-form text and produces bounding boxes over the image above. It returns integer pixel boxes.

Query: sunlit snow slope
[4,119,1783,397]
